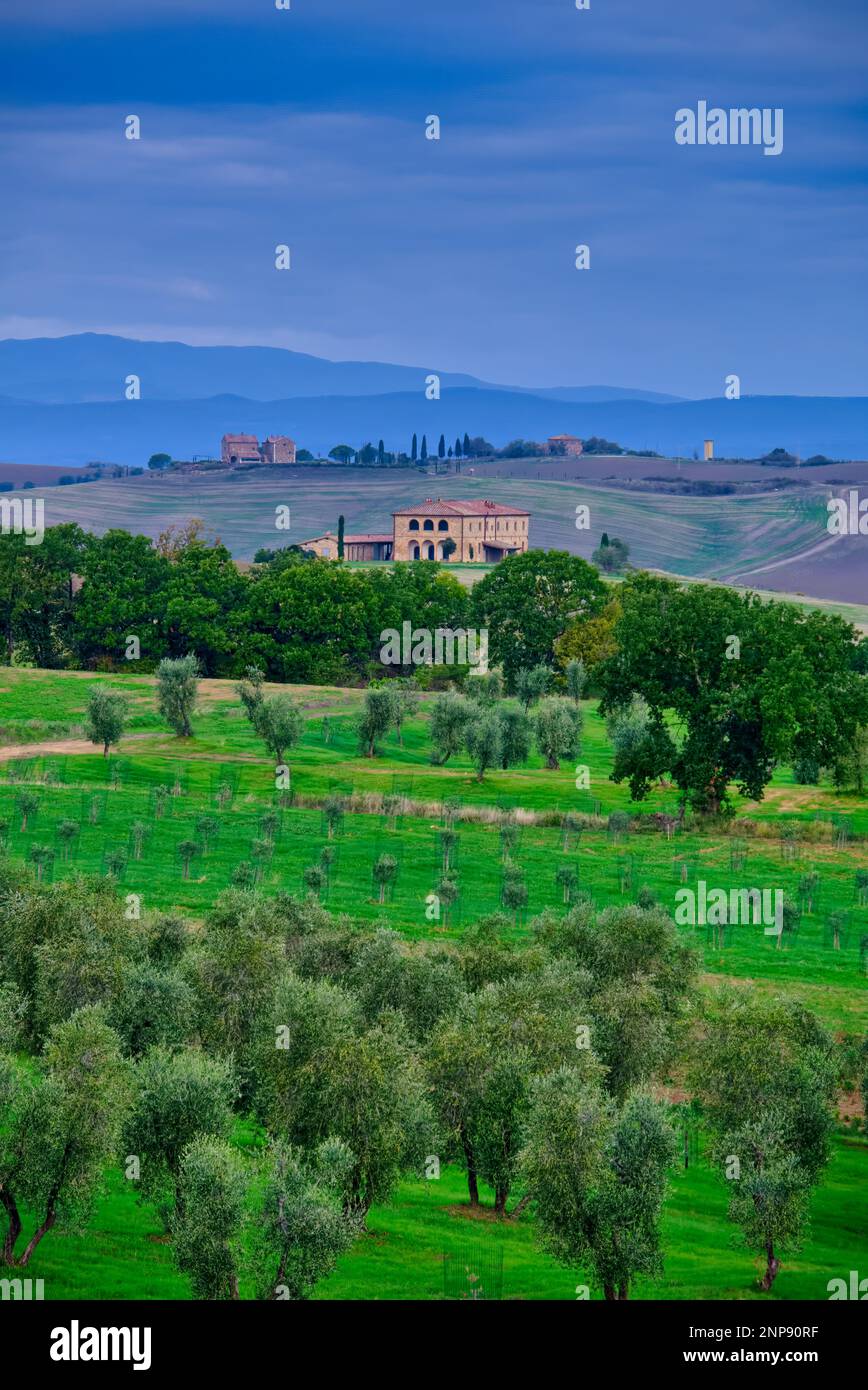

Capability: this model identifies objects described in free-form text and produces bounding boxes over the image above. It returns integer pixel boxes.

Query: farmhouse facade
[221,433,296,466]
[392,498,529,561]
[547,434,584,457]
[299,531,394,560]
[299,499,529,564]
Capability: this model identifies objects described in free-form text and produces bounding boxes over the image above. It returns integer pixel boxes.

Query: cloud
[0,0,865,395]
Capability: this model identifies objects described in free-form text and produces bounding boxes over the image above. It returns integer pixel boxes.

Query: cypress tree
[438,433,446,459]
[411,433,418,461]
[421,435,428,462]
[338,515,345,559]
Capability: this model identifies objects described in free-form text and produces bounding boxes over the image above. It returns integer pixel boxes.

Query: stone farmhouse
[546,434,583,457]
[299,498,530,563]
[221,433,296,466]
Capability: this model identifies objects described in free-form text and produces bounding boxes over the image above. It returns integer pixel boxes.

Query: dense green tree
[592,534,630,573]
[109,963,195,1057]
[164,540,248,676]
[370,562,470,642]
[0,873,138,1044]
[0,524,89,668]
[73,530,169,667]
[189,890,286,1063]
[599,574,868,815]
[244,559,382,683]
[471,551,606,684]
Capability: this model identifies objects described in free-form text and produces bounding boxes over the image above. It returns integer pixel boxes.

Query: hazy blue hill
[509,384,684,404]
[0,333,683,407]
[1,384,866,467]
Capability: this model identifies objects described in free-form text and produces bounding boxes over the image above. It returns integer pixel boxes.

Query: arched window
[437,519,449,531]
[469,545,474,560]
[423,519,434,531]
[410,543,420,560]
[409,518,420,531]
[425,542,435,560]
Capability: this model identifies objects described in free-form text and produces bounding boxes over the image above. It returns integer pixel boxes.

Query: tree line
[4,528,868,812]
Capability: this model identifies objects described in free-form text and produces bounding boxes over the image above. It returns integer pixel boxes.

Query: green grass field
[1,667,866,1299]
[16,1138,867,1302]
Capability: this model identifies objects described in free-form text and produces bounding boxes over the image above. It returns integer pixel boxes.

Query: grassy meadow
[0,666,866,1300]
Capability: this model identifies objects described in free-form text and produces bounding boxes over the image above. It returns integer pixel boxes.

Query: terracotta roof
[345,533,392,543]
[547,434,582,442]
[222,433,259,446]
[392,498,529,517]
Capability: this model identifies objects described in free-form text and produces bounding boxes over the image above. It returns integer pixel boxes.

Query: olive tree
[172,1135,246,1299]
[123,1046,237,1228]
[429,692,476,765]
[690,990,837,1292]
[156,654,199,738]
[535,698,582,770]
[0,1006,132,1266]
[248,1138,359,1300]
[465,710,503,782]
[85,685,127,756]
[521,1069,677,1299]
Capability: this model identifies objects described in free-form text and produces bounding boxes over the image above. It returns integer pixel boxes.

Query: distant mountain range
[0,334,683,407]
[0,334,865,466]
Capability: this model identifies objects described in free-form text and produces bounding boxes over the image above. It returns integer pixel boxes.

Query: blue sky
[1,0,866,395]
